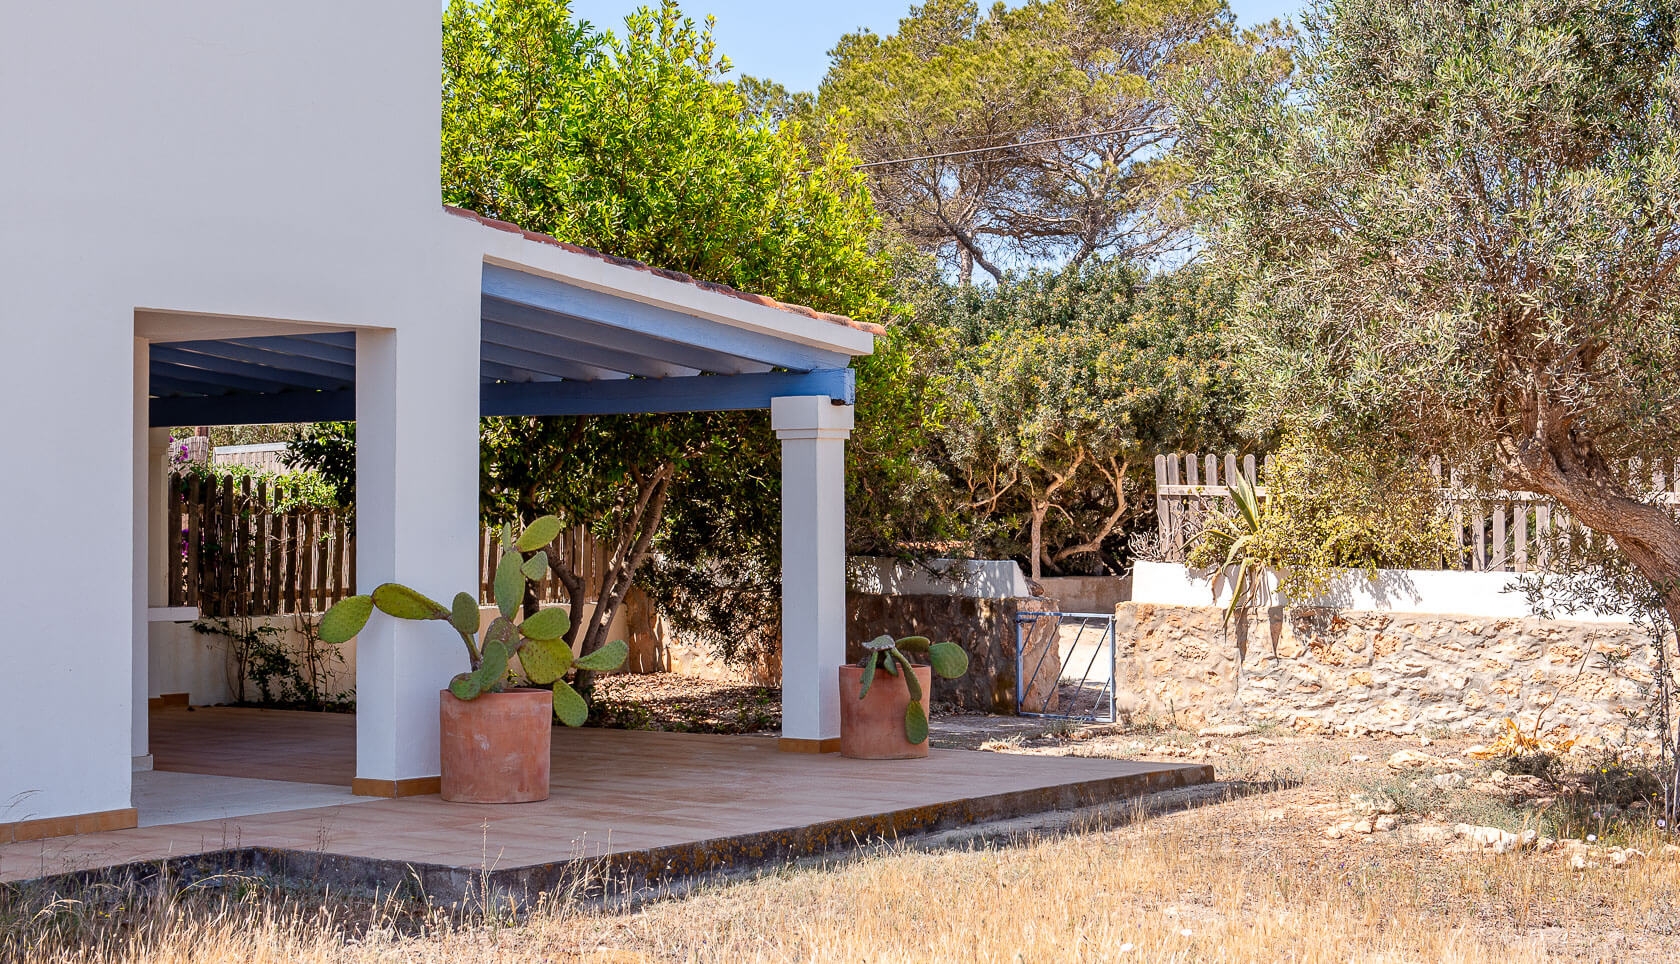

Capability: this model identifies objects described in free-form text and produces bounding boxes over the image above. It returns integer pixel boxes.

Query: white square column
[354,303,481,796]
[771,395,853,753]
[131,338,151,769]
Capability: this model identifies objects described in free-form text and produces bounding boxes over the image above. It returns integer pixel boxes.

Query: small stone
[1536,836,1557,853]
[1388,749,1464,771]
[1570,852,1588,870]
[1662,844,1680,858]
[1375,815,1398,832]
[1349,754,1371,763]
[1465,744,1496,759]
[1197,724,1254,737]
[1419,735,1433,746]
[1432,772,1466,790]
[1610,848,1644,867]
[1352,817,1374,834]
[1490,770,1509,783]
[1349,791,1399,815]
[1414,823,1454,844]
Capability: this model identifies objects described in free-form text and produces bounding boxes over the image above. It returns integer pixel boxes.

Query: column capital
[771,395,853,440]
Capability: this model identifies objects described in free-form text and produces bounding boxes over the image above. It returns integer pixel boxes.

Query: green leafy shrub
[1189,435,1455,604]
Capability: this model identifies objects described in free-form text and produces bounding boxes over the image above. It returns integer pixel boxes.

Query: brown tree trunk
[1503,426,1680,634]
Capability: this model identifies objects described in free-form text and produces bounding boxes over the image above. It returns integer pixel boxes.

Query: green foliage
[851,634,969,746]
[317,516,627,724]
[193,615,353,711]
[818,0,1251,282]
[1179,0,1680,648]
[1188,435,1456,604]
[281,422,355,507]
[442,0,902,672]
[930,259,1246,577]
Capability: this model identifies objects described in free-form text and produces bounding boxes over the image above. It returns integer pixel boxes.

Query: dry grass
[5,731,1680,962]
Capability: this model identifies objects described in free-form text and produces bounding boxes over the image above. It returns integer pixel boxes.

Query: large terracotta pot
[838,664,934,760]
[438,688,553,803]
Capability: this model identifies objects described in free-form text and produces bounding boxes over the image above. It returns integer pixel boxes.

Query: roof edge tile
[444,206,886,338]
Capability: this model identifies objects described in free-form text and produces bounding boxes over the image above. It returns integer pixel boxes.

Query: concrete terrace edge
[6,761,1213,904]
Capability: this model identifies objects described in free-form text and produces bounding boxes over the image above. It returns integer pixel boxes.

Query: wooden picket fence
[167,470,607,617]
[166,472,354,618]
[1154,452,1680,574]
[477,523,605,607]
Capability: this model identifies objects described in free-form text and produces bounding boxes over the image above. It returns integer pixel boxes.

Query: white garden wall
[1131,561,1630,623]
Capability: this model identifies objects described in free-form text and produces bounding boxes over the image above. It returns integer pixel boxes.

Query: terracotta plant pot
[438,688,553,803]
[838,663,934,760]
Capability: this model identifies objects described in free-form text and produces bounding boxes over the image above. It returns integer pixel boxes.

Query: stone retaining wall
[848,593,1058,713]
[1113,602,1672,745]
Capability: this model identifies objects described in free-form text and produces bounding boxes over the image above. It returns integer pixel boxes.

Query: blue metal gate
[1015,610,1117,722]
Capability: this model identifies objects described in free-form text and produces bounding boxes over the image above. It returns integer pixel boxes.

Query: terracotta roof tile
[444,205,885,337]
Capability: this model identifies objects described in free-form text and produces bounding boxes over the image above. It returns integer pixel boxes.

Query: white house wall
[0,1,483,831]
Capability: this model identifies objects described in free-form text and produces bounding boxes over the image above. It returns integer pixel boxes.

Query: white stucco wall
[0,2,485,825]
[1131,561,1630,623]
[851,557,1032,599]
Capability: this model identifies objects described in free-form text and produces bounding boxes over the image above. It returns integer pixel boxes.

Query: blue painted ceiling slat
[481,266,852,373]
[481,316,697,380]
[224,334,356,367]
[480,359,568,384]
[150,373,228,397]
[150,346,348,392]
[161,339,356,382]
[480,297,734,375]
[482,369,855,417]
[148,360,300,396]
[479,342,625,382]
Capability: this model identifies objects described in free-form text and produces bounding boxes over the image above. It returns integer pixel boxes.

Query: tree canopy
[931,260,1245,578]
[441,0,899,664]
[818,0,1244,283]
[1181,0,1680,628]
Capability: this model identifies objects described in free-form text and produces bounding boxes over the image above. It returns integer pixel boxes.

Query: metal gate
[1015,610,1117,722]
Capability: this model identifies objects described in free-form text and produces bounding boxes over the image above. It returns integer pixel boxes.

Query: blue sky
[560,1,1302,92]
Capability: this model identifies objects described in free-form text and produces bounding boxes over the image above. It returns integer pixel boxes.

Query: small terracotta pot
[438,688,553,803]
[838,663,934,760]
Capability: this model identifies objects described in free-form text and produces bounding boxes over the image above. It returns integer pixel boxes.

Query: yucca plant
[1206,471,1270,630]
[318,515,627,725]
[856,634,970,745]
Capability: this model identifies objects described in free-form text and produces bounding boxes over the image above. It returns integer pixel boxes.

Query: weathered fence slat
[1152,451,1680,575]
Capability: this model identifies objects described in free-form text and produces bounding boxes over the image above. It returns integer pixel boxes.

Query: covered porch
[131,207,875,810]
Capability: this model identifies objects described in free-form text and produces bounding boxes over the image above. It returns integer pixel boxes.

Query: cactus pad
[863,634,896,651]
[518,635,573,685]
[371,584,449,621]
[574,639,629,672]
[904,700,929,745]
[449,592,480,636]
[319,594,373,644]
[858,651,878,699]
[518,606,570,641]
[493,550,525,620]
[515,515,563,552]
[895,635,931,655]
[520,552,549,581]
[927,641,969,679]
[552,679,589,726]
[448,671,481,701]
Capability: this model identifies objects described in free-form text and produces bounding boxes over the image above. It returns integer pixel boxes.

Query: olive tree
[1182,0,1680,631]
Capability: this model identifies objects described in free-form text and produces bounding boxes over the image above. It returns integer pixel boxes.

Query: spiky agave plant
[856,634,970,745]
[318,515,627,726]
[1208,471,1270,629]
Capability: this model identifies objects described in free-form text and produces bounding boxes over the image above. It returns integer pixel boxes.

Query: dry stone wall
[848,593,1058,713]
[1113,602,1672,746]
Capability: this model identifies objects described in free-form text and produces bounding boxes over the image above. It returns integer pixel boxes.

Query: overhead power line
[853,126,1155,170]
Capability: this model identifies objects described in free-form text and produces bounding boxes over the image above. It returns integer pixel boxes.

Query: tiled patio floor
[2,707,1212,897]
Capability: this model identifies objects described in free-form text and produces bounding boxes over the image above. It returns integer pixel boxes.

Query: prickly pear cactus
[853,634,970,746]
[317,515,629,725]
